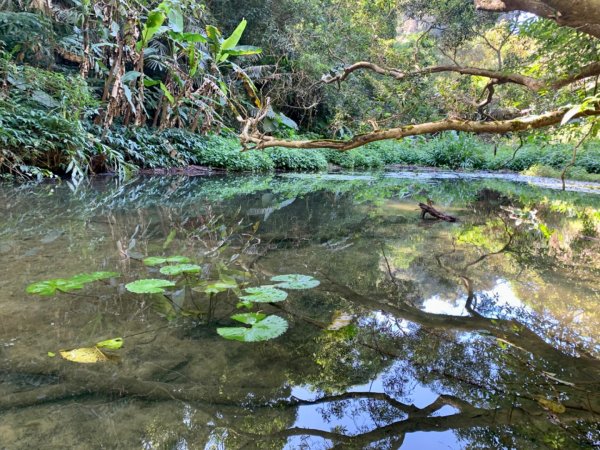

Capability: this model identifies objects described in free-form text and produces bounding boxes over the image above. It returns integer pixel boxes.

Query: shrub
[267,148,328,171]
[196,136,274,172]
[420,133,486,170]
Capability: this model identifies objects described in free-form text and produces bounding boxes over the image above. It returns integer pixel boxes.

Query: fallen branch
[419,202,458,222]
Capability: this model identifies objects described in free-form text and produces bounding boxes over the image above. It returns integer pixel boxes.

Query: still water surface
[1,172,599,449]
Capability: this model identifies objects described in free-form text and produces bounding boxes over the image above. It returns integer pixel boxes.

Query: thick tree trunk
[474,0,600,38]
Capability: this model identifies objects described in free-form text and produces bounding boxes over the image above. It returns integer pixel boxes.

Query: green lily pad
[70,272,120,283]
[95,337,124,350]
[217,314,288,342]
[270,274,320,290]
[125,279,176,294]
[195,279,238,295]
[239,286,288,303]
[143,256,192,266]
[26,272,119,296]
[159,264,202,276]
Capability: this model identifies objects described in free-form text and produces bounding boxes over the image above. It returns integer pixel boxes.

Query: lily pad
[143,256,192,266]
[60,347,109,364]
[125,279,176,294]
[271,274,320,290]
[239,286,288,303]
[26,272,119,296]
[217,314,288,342]
[159,264,202,276]
[95,337,124,350]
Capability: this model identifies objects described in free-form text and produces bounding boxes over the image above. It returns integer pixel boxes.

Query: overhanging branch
[243,106,600,151]
[321,61,600,93]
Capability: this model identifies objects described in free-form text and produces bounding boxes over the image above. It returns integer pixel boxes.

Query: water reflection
[0,173,599,449]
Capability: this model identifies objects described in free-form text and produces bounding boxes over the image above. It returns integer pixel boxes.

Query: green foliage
[159,264,202,275]
[26,272,119,296]
[266,148,328,171]
[216,314,289,342]
[125,279,176,294]
[196,136,274,172]
[271,274,320,290]
[239,286,289,303]
[143,256,192,266]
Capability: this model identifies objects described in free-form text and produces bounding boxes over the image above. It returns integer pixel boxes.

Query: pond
[1,172,599,449]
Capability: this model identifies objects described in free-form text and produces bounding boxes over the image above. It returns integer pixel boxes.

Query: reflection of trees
[2,181,600,448]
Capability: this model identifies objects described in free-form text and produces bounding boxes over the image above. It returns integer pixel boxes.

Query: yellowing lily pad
[60,347,109,364]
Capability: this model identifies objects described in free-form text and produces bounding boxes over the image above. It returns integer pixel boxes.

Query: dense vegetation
[0,0,598,180]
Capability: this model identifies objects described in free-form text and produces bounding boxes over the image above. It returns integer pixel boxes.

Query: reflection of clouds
[370,311,415,334]
[483,279,529,311]
[420,279,532,318]
[422,295,469,316]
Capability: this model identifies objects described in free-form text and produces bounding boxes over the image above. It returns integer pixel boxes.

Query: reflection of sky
[421,279,533,318]
[285,360,461,449]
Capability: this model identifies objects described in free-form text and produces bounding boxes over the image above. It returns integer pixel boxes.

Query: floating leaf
[271,274,320,290]
[195,278,238,295]
[47,352,56,357]
[60,347,108,364]
[143,256,192,266]
[217,314,288,342]
[125,279,176,294]
[159,264,202,276]
[95,337,124,350]
[70,272,120,283]
[239,286,288,303]
[231,312,266,324]
[26,272,119,296]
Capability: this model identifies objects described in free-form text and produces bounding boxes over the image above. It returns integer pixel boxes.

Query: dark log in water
[419,203,458,222]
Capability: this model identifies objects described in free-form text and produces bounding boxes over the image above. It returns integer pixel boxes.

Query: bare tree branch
[321,61,600,92]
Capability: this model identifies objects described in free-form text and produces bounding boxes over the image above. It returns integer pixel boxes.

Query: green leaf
[122,71,142,83]
[160,82,175,104]
[70,272,119,283]
[95,337,124,350]
[231,312,266,324]
[125,279,176,294]
[159,264,202,276]
[47,352,56,357]
[181,32,207,43]
[167,8,183,33]
[138,10,166,50]
[143,255,191,266]
[217,314,288,342]
[143,257,168,266]
[26,272,119,296]
[222,45,262,57]
[166,256,192,264]
[196,280,237,295]
[239,286,288,303]
[222,19,247,51]
[271,274,320,290]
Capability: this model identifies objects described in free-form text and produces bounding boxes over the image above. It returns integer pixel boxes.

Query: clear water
[1,172,599,449]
